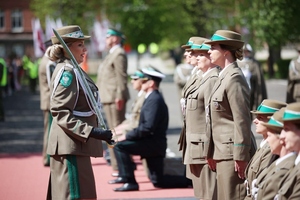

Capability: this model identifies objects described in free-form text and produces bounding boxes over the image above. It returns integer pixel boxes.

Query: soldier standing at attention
[178,37,207,156]
[96,28,130,171]
[182,40,219,199]
[205,30,252,200]
[286,47,300,103]
[38,39,56,166]
[173,36,198,99]
[238,44,268,117]
[46,25,113,200]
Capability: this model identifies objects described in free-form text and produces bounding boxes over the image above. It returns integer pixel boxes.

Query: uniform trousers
[114,140,190,188]
[47,155,97,200]
[42,110,52,166]
[216,160,246,200]
[188,164,217,199]
[102,103,126,171]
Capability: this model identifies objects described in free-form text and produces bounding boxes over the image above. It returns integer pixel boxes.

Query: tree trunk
[267,46,281,78]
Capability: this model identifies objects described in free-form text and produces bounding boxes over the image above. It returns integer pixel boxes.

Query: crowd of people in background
[0,53,41,121]
[1,24,300,200]
[0,54,39,96]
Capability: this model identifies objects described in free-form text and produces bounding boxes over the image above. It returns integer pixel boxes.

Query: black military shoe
[113,183,139,192]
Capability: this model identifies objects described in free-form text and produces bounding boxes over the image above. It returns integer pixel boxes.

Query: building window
[11,9,23,32]
[0,10,4,30]
[12,44,24,57]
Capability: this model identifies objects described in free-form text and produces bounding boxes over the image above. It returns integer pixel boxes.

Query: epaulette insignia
[60,71,73,87]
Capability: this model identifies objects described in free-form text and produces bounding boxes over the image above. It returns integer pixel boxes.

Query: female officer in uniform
[205,30,252,200]
[46,25,113,200]
[178,37,207,155]
[184,40,219,199]
[275,102,300,199]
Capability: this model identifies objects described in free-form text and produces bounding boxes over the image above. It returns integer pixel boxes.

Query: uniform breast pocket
[249,158,260,174]
[220,134,234,156]
[187,93,199,111]
[211,93,226,112]
[190,134,206,159]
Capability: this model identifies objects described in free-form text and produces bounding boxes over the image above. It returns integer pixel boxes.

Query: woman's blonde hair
[45,42,73,62]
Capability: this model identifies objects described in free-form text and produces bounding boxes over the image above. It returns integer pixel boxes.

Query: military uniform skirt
[188,164,217,200]
[47,154,97,200]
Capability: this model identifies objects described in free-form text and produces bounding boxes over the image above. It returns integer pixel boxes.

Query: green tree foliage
[239,0,300,77]
[181,0,208,37]
[102,0,195,50]
[30,0,300,76]
[203,0,242,33]
[30,0,101,33]
[240,0,300,49]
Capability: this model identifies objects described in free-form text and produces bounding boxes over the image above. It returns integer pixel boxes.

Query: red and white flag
[91,19,109,53]
[56,18,63,29]
[45,16,63,40]
[31,18,45,58]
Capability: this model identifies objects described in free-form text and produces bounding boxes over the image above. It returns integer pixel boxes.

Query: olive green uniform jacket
[244,141,272,199]
[206,62,253,200]
[47,60,103,156]
[276,155,300,200]
[256,152,297,200]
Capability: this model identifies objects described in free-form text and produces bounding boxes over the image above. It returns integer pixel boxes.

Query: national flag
[31,18,45,58]
[91,19,109,53]
[45,16,63,40]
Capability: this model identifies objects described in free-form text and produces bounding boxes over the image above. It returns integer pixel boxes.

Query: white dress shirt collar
[260,139,268,148]
[295,154,300,165]
[276,152,297,165]
[109,44,121,54]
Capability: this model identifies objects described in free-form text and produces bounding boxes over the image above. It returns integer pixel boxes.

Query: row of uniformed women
[178,36,219,199]
[178,30,257,200]
[247,102,300,200]
[205,32,300,200]
[244,99,287,199]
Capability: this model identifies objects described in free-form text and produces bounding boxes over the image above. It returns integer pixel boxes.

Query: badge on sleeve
[60,71,73,87]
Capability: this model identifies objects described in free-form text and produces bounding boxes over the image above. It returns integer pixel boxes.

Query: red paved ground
[0,153,194,200]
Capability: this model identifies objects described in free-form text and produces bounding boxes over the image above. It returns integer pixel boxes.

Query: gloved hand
[251,179,259,198]
[180,98,186,116]
[90,127,113,143]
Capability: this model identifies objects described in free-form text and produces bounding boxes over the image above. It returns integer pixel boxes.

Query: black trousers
[114,140,189,188]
